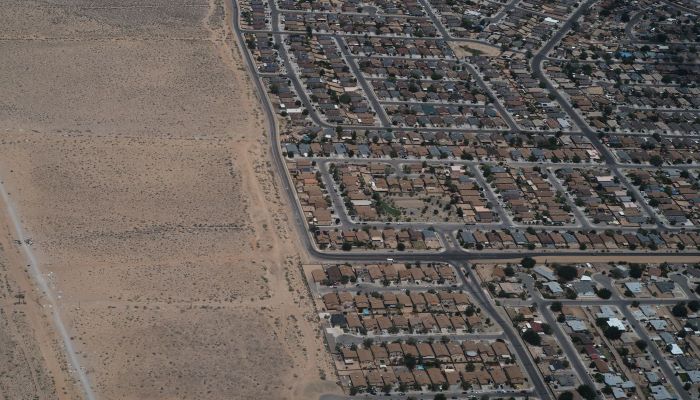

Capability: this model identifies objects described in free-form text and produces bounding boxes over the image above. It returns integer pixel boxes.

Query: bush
[550,301,563,312]
[597,288,612,299]
[635,340,648,351]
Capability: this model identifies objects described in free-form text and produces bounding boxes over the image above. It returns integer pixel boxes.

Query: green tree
[559,392,574,400]
[521,256,536,269]
[577,384,597,400]
[555,265,578,281]
[672,302,688,318]
[635,340,648,351]
[522,329,542,346]
[604,326,623,340]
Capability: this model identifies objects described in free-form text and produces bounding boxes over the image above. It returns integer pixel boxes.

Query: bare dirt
[0,0,337,399]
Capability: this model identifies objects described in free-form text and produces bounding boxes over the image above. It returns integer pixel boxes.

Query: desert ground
[0,1,337,399]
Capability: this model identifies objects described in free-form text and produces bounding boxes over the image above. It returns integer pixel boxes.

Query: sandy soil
[450,41,502,58]
[0,0,337,399]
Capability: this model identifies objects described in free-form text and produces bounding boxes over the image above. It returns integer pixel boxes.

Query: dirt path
[0,180,84,399]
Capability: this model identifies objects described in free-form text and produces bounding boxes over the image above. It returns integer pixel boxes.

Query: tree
[434,395,447,400]
[604,326,623,340]
[577,384,597,400]
[342,242,352,251]
[404,354,417,370]
[635,340,648,351]
[597,288,612,299]
[521,256,536,269]
[542,323,553,335]
[672,302,688,318]
[555,265,578,282]
[551,301,563,312]
[629,264,644,279]
[504,265,515,277]
[559,392,574,400]
[688,300,700,312]
[522,329,542,346]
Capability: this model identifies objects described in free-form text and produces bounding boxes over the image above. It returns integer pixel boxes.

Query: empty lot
[0,1,336,399]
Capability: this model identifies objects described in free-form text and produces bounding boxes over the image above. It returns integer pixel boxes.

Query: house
[504,365,524,385]
[349,371,367,390]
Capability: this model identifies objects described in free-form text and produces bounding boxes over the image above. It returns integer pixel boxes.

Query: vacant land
[0,1,336,399]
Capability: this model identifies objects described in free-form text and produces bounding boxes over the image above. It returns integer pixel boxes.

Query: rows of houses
[547,0,700,136]
[332,162,497,223]
[472,55,575,131]
[277,0,426,16]
[287,34,378,125]
[457,228,700,252]
[339,340,527,393]
[284,126,600,164]
[315,227,442,250]
[483,164,575,225]
[555,167,650,226]
[310,262,457,287]
[288,159,334,226]
[283,12,438,37]
[322,289,481,334]
[344,36,455,58]
[626,168,700,226]
[239,0,269,31]
[558,304,680,400]
[608,135,700,166]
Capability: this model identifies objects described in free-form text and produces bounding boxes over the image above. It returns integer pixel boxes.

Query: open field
[0,0,336,399]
